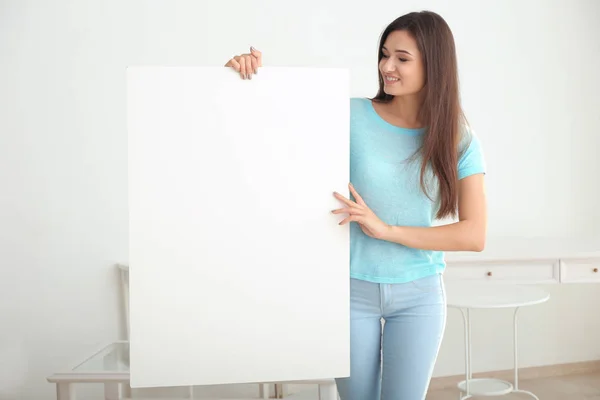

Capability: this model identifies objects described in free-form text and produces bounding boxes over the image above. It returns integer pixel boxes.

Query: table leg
[318,381,338,400]
[511,307,540,399]
[121,383,132,399]
[513,307,520,389]
[104,383,120,400]
[57,383,75,400]
[258,383,270,398]
[274,383,288,398]
[467,308,472,381]
[458,307,472,398]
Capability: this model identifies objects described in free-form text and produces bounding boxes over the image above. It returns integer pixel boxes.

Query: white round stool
[445,283,550,400]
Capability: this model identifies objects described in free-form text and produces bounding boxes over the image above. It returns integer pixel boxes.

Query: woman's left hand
[332,183,391,240]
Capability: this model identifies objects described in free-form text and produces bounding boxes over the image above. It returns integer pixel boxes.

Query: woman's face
[379,30,425,97]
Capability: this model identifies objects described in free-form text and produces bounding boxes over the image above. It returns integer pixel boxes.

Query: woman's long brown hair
[372,11,465,220]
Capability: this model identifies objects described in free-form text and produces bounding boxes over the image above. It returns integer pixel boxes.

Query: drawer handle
[594,268,598,273]
[487,271,493,277]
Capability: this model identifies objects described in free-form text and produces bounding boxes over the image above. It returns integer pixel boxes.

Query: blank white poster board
[127,66,350,388]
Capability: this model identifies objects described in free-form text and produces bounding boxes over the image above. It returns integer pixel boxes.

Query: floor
[425,372,600,399]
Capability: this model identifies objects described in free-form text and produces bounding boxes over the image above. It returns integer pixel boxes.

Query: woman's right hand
[224,47,263,80]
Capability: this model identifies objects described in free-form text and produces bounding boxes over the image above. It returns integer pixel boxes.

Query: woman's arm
[382,174,487,251]
[334,174,487,252]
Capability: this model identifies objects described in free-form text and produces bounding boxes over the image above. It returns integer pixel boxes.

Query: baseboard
[429,359,600,391]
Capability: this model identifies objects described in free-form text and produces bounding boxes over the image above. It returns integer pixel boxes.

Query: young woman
[225,10,486,400]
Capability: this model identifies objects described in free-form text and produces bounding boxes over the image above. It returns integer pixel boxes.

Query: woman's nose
[382,59,396,72]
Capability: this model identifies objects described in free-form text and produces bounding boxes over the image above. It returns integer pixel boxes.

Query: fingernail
[251,46,256,51]
[248,74,252,80]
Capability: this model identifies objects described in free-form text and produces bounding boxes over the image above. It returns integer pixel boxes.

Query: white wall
[1,0,599,399]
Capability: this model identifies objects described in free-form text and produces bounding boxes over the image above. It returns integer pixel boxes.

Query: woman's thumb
[250,46,262,66]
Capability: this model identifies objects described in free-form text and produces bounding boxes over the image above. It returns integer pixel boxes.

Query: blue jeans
[335,274,447,400]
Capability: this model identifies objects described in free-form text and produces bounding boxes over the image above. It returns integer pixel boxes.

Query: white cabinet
[443,237,600,284]
[559,258,600,283]
[444,260,560,284]
[445,257,600,284]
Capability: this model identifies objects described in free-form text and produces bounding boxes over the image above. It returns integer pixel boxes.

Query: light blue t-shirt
[349,97,486,284]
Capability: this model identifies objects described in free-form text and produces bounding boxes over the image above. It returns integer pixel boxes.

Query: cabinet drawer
[444,260,560,284]
[560,259,600,283]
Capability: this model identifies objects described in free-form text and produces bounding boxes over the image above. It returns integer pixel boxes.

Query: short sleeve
[457,129,486,180]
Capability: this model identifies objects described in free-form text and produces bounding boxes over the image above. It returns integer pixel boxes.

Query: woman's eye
[382,54,389,58]
[399,58,408,62]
